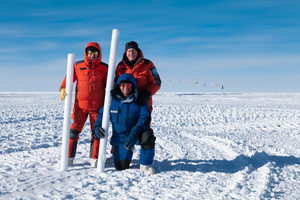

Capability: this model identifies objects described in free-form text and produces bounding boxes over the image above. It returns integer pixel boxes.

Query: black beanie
[86,46,99,55]
[125,41,139,52]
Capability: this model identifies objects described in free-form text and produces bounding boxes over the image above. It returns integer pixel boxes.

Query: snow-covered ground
[1,92,300,199]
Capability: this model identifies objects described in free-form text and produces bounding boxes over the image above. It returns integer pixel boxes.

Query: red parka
[115,48,161,108]
[60,42,108,111]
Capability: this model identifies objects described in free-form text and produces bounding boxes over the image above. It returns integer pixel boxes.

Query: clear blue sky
[1,0,299,92]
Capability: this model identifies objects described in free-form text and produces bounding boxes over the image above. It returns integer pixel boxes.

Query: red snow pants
[68,108,100,159]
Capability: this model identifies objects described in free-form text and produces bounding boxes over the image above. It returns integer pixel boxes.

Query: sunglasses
[120,83,132,88]
[87,50,99,55]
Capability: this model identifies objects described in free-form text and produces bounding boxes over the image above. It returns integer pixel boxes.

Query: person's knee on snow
[113,144,133,170]
[115,159,131,170]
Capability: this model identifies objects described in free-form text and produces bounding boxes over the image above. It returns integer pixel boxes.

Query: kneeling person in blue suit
[94,73,156,174]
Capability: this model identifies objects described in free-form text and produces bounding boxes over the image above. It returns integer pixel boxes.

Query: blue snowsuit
[94,73,155,170]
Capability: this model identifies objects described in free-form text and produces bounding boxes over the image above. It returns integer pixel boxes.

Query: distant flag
[188,81,190,84]
[211,83,212,86]
[180,80,182,92]
[204,83,206,87]
[216,84,218,87]
[196,82,198,86]
[222,84,224,90]
[170,80,172,84]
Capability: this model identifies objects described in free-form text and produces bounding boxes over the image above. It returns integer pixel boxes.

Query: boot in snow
[57,158,74,167]
[140,164,155,175]
[90,158,98,167]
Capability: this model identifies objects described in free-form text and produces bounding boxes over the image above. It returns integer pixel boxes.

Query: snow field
[1,92,300,199]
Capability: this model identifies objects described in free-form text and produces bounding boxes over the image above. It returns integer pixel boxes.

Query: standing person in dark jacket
[94,73,156,174]
[59,42,108,167]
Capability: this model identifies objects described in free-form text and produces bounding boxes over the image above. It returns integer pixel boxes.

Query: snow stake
[97,29,120,173]
[60,53,75,172]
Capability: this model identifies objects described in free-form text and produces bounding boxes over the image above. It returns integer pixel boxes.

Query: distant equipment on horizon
[169,80,224,92]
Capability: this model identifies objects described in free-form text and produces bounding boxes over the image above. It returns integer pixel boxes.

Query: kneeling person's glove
[125,134,138,150]
[60,88,67,101]
[95,127,105,139]
[135,90,151,106]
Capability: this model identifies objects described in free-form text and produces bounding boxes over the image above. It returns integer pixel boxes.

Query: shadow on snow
[157,151,300,174]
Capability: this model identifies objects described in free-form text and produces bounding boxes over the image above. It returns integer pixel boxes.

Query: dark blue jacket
[94,73,151,146]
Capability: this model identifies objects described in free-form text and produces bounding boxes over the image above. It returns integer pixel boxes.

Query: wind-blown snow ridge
[1,92,300,199]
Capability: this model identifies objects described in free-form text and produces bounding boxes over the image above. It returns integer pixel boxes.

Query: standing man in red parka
[59,42,108,167]
[115,41,161,112]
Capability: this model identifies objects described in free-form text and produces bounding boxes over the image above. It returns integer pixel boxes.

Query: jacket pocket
[110,109,119,124]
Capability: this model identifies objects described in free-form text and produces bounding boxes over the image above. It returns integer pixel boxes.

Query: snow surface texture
[1,92,300,199]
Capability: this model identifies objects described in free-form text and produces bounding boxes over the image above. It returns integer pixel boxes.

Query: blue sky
[1,0,299,92]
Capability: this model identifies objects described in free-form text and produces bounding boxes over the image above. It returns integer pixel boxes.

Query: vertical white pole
[97,29,120,173]
[60,54,75,172]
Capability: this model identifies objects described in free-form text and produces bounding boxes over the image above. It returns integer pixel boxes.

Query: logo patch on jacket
[151,67,158,75]
[80,67,86,70]
[110,110,118,113]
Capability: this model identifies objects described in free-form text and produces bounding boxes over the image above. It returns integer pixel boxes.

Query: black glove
[125,126,143,150]
[125,133,138,150]
[136,90,151,105]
